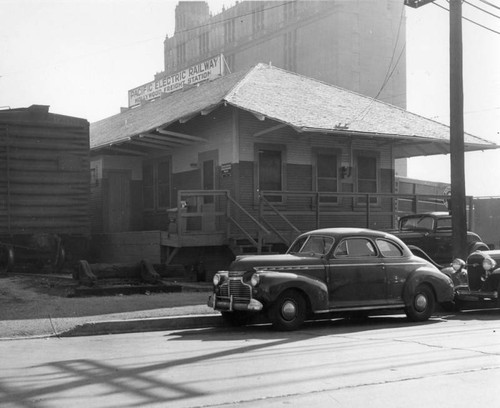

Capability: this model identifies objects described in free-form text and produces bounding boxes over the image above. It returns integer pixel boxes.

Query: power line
[378,5,406,100]
[433,1,500,35]
[464,0,500,19]
[479,0,500,12]
[349,6,406,125]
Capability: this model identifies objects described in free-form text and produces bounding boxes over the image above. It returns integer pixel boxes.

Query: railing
[169,190,270,251]
[168,189,473,251]
[257,191,474,246]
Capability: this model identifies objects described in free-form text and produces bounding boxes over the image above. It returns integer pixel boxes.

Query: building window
[356,154,379,204]
[256,146,285,203]
[176,43,186,66]
[224,18,235,44]
[315,151,339,204]
[252,4,265,33]
[284,30,297,71]
[199,31,209,55]
[143,159,172,211]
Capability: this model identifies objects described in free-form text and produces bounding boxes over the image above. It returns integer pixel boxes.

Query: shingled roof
[90,63,497,158]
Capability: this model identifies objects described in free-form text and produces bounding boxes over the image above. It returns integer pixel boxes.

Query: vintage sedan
[208,228,455,330]
[389,212,489,266]
[442,250,500,310]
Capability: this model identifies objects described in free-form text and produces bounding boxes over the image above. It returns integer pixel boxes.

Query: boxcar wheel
[405,284,435,322]
[270,289,306,331]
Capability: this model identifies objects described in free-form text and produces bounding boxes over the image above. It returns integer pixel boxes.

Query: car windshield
[288,235,334,256]
[400,216,434,232]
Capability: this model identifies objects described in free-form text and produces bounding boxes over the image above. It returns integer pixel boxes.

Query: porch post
[366,194,371,228]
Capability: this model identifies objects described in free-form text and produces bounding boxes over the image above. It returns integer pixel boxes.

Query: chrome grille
[219,271,251,300]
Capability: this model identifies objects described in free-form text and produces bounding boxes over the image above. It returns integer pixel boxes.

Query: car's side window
[300,235,334,255]
[436,218,451,230]
[288,236,308,253]
[418,216,434,231]
[334,238,377,257]
[376,239,403,257]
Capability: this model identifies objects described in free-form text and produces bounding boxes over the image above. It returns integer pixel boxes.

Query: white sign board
[128,54,224,107]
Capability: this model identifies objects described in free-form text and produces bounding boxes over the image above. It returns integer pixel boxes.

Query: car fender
[469,241,491,253]
[402,267,454,304]
[255,271,329,312]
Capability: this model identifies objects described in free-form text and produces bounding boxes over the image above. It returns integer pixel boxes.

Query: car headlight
[213,273,222,286]
[451,258,465,272]
[483,257,496,271]
[250,273,260,287]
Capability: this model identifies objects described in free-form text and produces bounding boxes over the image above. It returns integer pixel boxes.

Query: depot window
[143,159,172,211]
[355,152,379,205]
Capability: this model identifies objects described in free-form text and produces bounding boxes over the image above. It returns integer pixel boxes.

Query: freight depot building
[89,63,496,273]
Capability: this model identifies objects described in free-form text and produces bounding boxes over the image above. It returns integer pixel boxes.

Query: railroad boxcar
[0,105,90,273]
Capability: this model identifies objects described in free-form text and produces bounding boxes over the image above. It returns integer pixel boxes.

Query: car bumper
[208,295,263,312]
[455,289,498,302]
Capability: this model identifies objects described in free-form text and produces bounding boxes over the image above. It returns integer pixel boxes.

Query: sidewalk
[0,273,223,340]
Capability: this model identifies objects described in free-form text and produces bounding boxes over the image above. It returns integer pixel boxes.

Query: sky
[1,0,499,197]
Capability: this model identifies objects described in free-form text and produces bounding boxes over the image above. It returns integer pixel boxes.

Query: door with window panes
[258,148,283,202]
[316,151,338,204]
[356,154,378,204]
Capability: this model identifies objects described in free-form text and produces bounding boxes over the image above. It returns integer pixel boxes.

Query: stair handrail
[226,193,271,236]
[259,192,301,234]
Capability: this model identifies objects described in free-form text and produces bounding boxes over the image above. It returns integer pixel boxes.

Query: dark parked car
[208,228,455,330]
[390,212,489,266]
[442,250,500,310]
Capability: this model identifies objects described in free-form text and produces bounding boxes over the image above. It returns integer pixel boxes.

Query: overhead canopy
[90,63,497,158]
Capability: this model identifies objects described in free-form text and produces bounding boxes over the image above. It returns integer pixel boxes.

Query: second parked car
[390,212,489,266]
[208,228,455,330]
[442,249,500,310]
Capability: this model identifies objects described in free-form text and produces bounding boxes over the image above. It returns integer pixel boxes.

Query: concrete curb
[58,314,224,337]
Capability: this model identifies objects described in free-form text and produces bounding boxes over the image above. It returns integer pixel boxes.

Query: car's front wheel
[405,284,435,322]
[270,289,307,331]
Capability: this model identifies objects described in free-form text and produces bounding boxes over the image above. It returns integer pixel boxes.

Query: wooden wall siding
[0,117,90,237]
[167,106,234,174]
[172,169,201,201]
[230,110,398,239]
[237,112,394,173]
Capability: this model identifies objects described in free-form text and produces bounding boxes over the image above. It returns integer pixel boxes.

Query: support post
[449,0,468,259]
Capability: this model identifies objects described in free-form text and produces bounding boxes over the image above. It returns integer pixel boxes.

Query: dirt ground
[0,274,213,323]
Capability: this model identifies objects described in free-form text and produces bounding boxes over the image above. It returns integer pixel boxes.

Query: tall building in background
[162,0,406,109]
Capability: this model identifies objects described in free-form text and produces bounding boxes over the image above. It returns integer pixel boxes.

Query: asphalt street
[1,310,499,407]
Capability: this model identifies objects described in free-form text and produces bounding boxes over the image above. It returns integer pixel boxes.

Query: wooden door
[105,171,131,232]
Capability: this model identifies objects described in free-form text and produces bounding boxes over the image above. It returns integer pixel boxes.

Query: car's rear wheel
[270,289,306,331]
[405,284,435,322]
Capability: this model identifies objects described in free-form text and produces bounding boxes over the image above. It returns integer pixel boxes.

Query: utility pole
[449,0,468,259]
[405,0,467,259]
